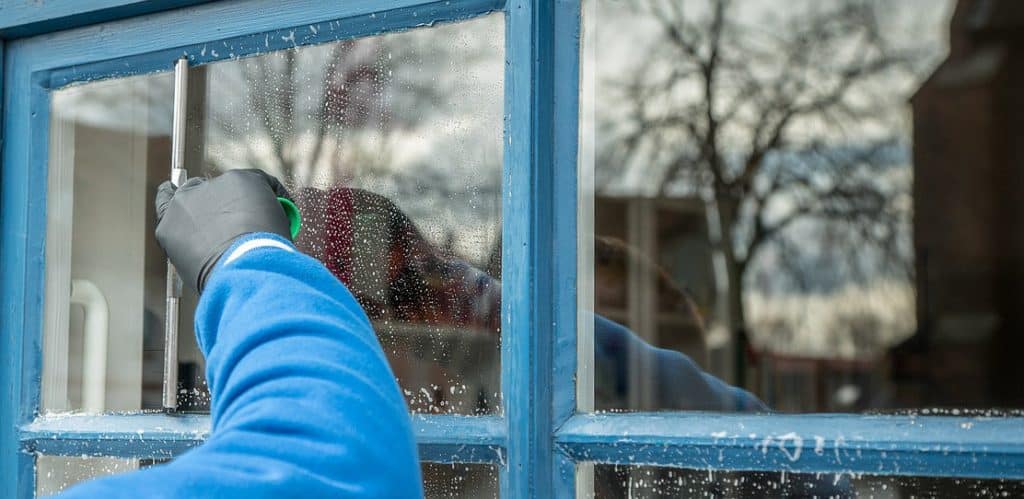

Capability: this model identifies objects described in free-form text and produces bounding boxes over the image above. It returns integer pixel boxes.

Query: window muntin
[42,13,504,417]
[578,0,1021,413]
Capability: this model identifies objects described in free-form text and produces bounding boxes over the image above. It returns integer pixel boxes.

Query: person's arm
[59,171,422,498]
[404,250,763,413]
[593,315,767,412]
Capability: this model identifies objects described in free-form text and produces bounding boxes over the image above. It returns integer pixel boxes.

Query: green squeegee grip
[277,197,302,239]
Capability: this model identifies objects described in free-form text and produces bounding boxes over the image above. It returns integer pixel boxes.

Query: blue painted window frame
[1,1,1023,498]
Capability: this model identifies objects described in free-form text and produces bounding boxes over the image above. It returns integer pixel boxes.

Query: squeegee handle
[163,57,189,413]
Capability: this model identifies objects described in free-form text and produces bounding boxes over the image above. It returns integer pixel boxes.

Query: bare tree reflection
[203,18,504,265]
[599,0,940,365]
[209,38,402,184]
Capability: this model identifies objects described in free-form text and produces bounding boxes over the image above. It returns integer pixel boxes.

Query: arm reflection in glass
[293,186,765,413]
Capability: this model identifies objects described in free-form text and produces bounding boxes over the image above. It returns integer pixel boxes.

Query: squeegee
[162,58,189,413]
[162,59,301,413]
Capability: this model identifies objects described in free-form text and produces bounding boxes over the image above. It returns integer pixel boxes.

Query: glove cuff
[199,232,296,292]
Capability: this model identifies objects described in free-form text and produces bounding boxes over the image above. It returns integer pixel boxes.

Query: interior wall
[68,120,148,412]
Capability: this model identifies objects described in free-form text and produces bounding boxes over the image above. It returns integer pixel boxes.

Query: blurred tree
[207,37,398,185]
[201,18,504,264]
[205,23,500,187]
[598,0,939,373]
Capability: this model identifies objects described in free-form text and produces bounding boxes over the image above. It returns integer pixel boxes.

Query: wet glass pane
[422,462,499,498]
[586,464,1024,498]
[44,13,503,415]
[36,457,497,497]
[580,0,1024,412]
[36,456,137,496]
[198,13,504,414]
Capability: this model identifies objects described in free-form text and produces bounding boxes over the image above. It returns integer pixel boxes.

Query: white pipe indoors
[70,279,108,413]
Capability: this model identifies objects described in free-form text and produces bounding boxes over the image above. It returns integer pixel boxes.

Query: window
[2,0,1023,498]
[42,12,503,416]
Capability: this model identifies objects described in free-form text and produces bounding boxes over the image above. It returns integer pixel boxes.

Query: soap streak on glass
[43,12,503,418]
[199,12,504,416]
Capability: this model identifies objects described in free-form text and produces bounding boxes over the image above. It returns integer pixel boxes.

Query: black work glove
[155,169,293,293]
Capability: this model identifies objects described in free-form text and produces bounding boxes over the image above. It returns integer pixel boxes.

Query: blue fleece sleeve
[58,233,423,498]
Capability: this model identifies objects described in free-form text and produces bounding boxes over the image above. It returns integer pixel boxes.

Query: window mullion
[501,0,558,497]
[501,0,580,497]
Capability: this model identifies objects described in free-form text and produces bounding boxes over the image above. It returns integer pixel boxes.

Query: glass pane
[586,464,1024,498]
[44,72,175,414]
[580,0,1024,412]
[422,462,499,498]
[199,13,503,414]
[36,457,497,496]
[35,456,137,496]
[44,13,503,415]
